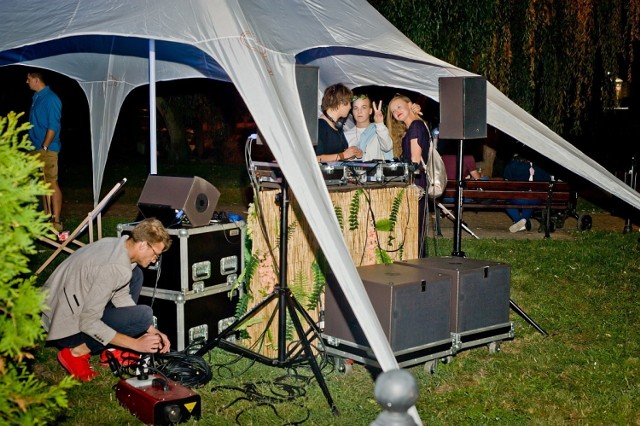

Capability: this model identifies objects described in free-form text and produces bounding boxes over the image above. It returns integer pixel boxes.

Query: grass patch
[29,158,640,424]
[31,226,640,424]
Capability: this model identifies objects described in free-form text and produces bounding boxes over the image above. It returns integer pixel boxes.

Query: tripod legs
[195,287,338,414]
[196,181,337,414]
[284,292,338,415]
[509,299,548,336]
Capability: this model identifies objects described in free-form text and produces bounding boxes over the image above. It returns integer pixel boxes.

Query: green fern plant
[375,247,394,264]
[384,188,404,247]
[389,188,404,231]
[334,205,344,230]
[273,220,297,249]
[286,270,308,340]
[348,188,363,230]
[306,260,326,312]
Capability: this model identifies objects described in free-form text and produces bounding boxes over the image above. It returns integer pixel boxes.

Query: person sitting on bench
[503,153,551,232]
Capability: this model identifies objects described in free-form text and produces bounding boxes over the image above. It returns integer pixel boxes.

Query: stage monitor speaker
[400,257,510,333]
[137,175,220,227]
[296,64,319,146]
[438,76,487,140]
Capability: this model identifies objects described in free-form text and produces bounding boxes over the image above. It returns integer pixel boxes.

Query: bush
[0,112,76,425]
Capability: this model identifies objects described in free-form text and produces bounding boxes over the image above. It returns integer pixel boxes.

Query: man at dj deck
[40,218,173,381]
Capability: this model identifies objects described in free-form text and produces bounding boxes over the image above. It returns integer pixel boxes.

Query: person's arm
[374,123,394,152]
[317,151,345,162]
[410,137,423,164]
[41,129,56,150]
[316,146,363,162]
[109,328,170,354]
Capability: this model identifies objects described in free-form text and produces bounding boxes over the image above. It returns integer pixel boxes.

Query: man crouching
[41,218,172,381]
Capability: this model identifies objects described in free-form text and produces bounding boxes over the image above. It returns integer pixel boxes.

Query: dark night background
[1,60,639,189]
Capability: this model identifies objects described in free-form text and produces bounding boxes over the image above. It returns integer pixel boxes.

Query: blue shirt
[28,86,62,152]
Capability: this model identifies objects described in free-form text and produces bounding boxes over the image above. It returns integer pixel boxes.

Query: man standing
[26,70,63,232]
[41,218,173,382]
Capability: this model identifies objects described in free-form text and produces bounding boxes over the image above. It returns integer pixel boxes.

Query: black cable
[244,136,280,279]
[153,350,213,388]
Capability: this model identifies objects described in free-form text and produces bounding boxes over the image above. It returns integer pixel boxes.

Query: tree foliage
[0,112,77,425]
[370,0,640,135]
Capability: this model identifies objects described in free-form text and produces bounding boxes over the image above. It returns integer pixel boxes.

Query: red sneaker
[57,348,98,382]
[99,348,140,368]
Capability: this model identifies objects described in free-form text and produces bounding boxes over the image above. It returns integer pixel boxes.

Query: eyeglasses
[146,242,162,261]
[351,94,368,102]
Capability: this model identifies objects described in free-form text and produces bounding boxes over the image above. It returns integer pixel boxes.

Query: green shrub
[0,112,76,425]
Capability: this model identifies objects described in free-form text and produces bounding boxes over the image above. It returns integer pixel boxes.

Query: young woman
[315,83,363,162]
[386,94,431,256]
[343,94,393,162]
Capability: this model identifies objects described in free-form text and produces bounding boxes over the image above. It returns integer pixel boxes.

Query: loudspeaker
[296,65,319,145]
[324,262,452,352]
[400,257,510,333]
[438,76,487,140]
[137,175,220,227]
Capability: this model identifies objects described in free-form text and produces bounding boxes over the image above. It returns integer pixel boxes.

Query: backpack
[421,137,447,198]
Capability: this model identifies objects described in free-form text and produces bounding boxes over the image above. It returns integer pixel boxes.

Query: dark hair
[321,83,352,111]
[130,218,172,251]
[27,70,46,84]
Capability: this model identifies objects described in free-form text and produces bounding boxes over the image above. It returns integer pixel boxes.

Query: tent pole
[149,39,157,175]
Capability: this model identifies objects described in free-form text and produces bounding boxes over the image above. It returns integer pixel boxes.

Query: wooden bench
[438,179,592,238]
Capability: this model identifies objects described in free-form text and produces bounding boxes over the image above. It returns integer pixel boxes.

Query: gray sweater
[41,236,136,345]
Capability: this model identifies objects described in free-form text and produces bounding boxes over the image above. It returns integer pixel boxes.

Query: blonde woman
[386,94,431,256]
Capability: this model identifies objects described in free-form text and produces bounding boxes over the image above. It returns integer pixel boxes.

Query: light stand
[196,179,338,415]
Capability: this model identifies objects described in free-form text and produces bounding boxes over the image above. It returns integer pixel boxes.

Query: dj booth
[245,161,423,358]
[246,161,513,365]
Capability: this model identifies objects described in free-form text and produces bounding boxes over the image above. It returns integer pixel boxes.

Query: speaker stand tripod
[196,179,338,414]
[451,139,547,336]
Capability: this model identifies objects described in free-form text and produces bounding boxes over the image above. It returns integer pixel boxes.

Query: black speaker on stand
[439,76,487,257]
[439,78,546,336]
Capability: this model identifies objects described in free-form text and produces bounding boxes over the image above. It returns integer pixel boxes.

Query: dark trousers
[506,200,541,222]
[49,267,153,354]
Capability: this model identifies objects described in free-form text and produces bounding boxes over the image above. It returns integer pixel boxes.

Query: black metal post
[277,181,289,361]
[452,139,465,257]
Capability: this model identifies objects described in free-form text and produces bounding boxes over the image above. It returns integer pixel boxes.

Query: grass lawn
[30,161,640,425]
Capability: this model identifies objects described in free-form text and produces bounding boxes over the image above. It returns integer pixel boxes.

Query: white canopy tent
[2,1,639,422]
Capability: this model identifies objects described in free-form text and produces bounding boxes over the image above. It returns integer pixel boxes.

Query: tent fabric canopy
[2,1,639,422]
[2,0,637,210]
